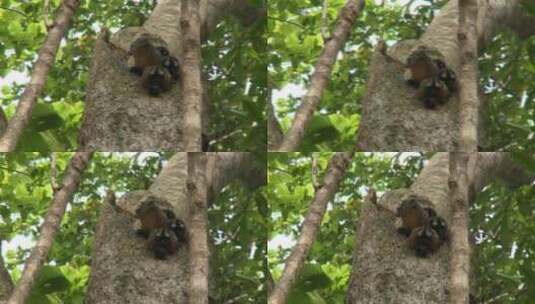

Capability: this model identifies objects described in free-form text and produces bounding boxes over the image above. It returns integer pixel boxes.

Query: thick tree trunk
[86,153,189,304]
[346,153,533,303]
[78,0,264,151]
[355,0,535,151]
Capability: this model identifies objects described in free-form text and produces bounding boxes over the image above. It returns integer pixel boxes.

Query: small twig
[223,294,249,304]
[43,0,54,30]
[0,7,27,17]
[311,153,321,191]
[321,0,329,41]
[50,153,60,193]
[0,165,31,177]
[267,16,305,29]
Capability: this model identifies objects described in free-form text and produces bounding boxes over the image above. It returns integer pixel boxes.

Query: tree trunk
[86,153,190,304]
[355,0,535,151]
[78,0,264,151]
[346,152,534,303]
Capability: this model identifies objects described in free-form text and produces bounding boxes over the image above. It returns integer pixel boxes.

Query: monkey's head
[142,65,172,96]
[410,226,440,257]
[429,216,449,242]
[148,229,179,259]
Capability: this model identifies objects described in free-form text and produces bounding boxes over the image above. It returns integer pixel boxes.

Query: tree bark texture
[181,0,203,151]
[448,152,471,304]
[86,153,189,304]
[355,0,535,151]
[275,0,365,152]
[457,0,479,151]
[187,153,210,304]
[269,152,354,304]
[7,152,93,304]
[78,0,264,151]
[0,243,13,301]
[346,152,533,304]
[0,0,80,152]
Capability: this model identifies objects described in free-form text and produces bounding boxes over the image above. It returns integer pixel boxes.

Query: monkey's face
[142,66,172,96]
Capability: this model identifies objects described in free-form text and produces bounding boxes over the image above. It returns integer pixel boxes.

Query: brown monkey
[406,225,442,257]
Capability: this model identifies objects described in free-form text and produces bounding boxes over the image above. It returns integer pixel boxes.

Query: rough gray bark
[346,152,534,304]
[269,152,354,304]
[78,0,265,151]
[355,0,535,151]
[7,152,93,304]
[86,153,189,304]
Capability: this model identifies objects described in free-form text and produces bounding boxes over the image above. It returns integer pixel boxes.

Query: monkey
[396,198,430,237]
[404,46,457,108]
[108,194,187,259]
[395,196,449,257]
[146,228,179,259]
[406,224,442,257]
[161,55,180,81]
[129,34,170,76]
[429,215,449,242]
[141,65,173,97]
[128,34,180,96]
[416,76,451,109]
[404,46,441,88]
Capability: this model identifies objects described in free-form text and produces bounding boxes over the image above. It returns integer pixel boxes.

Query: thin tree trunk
[274,0,365,152]
[355,0,535,151]
[0,0,80,152]
[346,153,533,303]
[181,0,203,151]
[7,152,93,304]
[448,152,471,304]
[457,0,479,151]
[188,153,210,304]
[269,151,354,304]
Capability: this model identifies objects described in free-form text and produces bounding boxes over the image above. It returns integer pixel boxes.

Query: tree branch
[0,0,80,152]
[181,0,203,151]
[276,0,365,151]
[188,153,210,304]
[448,152,472,304]
[269,152,354,304]
[458,0,479,151]
[6,152,93,304]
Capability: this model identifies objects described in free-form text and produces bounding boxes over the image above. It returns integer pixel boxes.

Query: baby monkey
[404,46,457,109]
[396,196,449,257]
[129,34,180,96]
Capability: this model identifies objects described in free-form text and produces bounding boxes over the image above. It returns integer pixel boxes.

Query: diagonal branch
[0,0,80,152]
[275,0,365,152]
[269,152,354,304]
[6,152,93,304]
